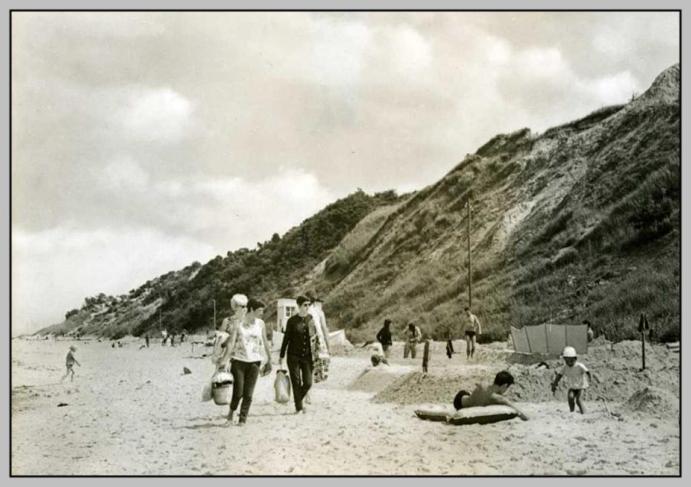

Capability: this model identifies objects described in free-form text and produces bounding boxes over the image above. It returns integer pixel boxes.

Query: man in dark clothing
[376,319,393,358]
[280,295,317,414]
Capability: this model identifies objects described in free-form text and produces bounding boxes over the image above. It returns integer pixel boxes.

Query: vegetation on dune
[39,64,680,347]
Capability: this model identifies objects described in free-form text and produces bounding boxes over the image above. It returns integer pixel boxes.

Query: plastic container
[211,372,233,405]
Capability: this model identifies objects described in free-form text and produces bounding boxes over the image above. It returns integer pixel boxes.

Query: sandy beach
[11,337,679,475]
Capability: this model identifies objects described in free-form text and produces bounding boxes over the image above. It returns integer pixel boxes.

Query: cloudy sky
[11,12,679,333]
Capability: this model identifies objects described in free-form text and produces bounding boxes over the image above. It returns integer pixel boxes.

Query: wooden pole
[467,200,472,308]
[641,330,646,370]
[212,299,217,330]
[639,313,647,371]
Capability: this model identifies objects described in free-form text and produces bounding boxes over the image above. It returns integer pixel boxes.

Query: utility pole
[212,299,217,330]
[466,200,472,309]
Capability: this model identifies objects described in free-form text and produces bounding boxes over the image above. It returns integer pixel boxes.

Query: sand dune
[11,338,679,475]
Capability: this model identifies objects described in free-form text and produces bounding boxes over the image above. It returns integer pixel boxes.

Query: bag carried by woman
[274,369,291,404]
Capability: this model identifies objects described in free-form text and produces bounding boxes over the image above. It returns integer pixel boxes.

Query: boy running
[551,346,591,414]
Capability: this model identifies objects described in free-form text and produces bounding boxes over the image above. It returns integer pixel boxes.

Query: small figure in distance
[61,345,81,382]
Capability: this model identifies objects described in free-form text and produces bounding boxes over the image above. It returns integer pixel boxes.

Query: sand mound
[622,387,679,419]
[372,341,680,405]
[347,365,411,393]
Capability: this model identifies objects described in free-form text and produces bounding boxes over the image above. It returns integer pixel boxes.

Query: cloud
[116,87,194,143]
[11,167,337,334]
[11,12,679,332]
[155,168,337,244]
[102,155,150,190]
[12,226,216,335]
[307,17,372,86]
[387,24,433,76]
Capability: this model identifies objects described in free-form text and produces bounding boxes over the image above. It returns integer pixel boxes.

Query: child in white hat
[551,346,592,414]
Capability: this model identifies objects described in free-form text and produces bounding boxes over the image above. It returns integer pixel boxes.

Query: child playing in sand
[61,345,80,382]
[551,346,592,414]
[453,370,529,420]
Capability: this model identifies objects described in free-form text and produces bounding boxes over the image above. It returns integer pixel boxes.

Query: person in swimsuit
[453,370,529,420]
[462,307,482,360]
[61,345,80,382]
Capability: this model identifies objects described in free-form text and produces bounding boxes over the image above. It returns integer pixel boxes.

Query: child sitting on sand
[551,346,591,414]
[453,370,529,420]
[61,345,80,382]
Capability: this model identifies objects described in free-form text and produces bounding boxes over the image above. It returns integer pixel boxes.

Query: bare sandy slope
[11,338,679,475]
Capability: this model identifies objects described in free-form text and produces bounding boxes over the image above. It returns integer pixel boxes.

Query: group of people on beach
[211,293,331,425]
[59,294,594,426]
[375,306,483,360]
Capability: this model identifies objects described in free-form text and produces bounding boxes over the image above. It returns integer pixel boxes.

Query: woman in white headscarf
[212,294,249,372]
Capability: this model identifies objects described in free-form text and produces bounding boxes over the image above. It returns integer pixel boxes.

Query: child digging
[61,345,80,382]
[551,346,591,414]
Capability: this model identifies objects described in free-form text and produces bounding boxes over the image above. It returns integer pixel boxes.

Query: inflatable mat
[446,405,518,425]
[414,405,454,422]
[415,404,517,425]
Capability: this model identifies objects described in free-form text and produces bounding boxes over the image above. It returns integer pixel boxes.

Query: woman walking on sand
[310,295,331,383]
[280,295,317,414]
[222,298,272,426]
[213,294,249,371]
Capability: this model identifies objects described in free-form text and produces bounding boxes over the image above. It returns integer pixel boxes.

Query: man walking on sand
[461,307,482,360]
[280,295,317,414]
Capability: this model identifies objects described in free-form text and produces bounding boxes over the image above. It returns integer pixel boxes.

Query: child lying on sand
[453,370,529,421]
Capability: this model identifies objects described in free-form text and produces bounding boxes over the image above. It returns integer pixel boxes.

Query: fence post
[638,313,649,371]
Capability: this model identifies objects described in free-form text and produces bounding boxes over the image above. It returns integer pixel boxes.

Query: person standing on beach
[280,295,317,414]
[309,294,331,384]
[403,323,422,359]
[145,334,150,348]
[223,298,272,426]
[461,307,482,360]
[214,294,249,371]
[551,346,591,414]
[61,345,80,382]
[376,319,393,359]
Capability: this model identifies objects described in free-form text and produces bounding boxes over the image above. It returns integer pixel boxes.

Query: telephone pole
[212,299,217,329]
[466,200,472,309]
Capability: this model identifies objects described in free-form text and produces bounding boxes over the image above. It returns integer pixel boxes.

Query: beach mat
[414,405,454,422]
[446,405,518,425]
[415,405,518,425]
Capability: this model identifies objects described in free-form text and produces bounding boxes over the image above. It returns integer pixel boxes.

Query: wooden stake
[467,200,472,308]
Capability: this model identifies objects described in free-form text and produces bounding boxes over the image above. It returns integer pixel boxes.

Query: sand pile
[373,341,679,405]
[347,364,411,393]
[621,387,679,419]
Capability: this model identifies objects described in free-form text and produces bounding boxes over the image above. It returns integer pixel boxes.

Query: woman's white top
[310,307,330,359]
[232,318,265,363]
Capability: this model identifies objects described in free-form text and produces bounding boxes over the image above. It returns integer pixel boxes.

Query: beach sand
[11,337,679,475]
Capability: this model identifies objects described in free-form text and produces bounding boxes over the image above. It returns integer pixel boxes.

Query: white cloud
[102,155,150,190]
[12,226,216,335]
[308,18,372,86]
[161,168,336,241]
[583,71,640,105]
[517,47,569,79]
[387,25,433,76]
[117,87,194,142]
